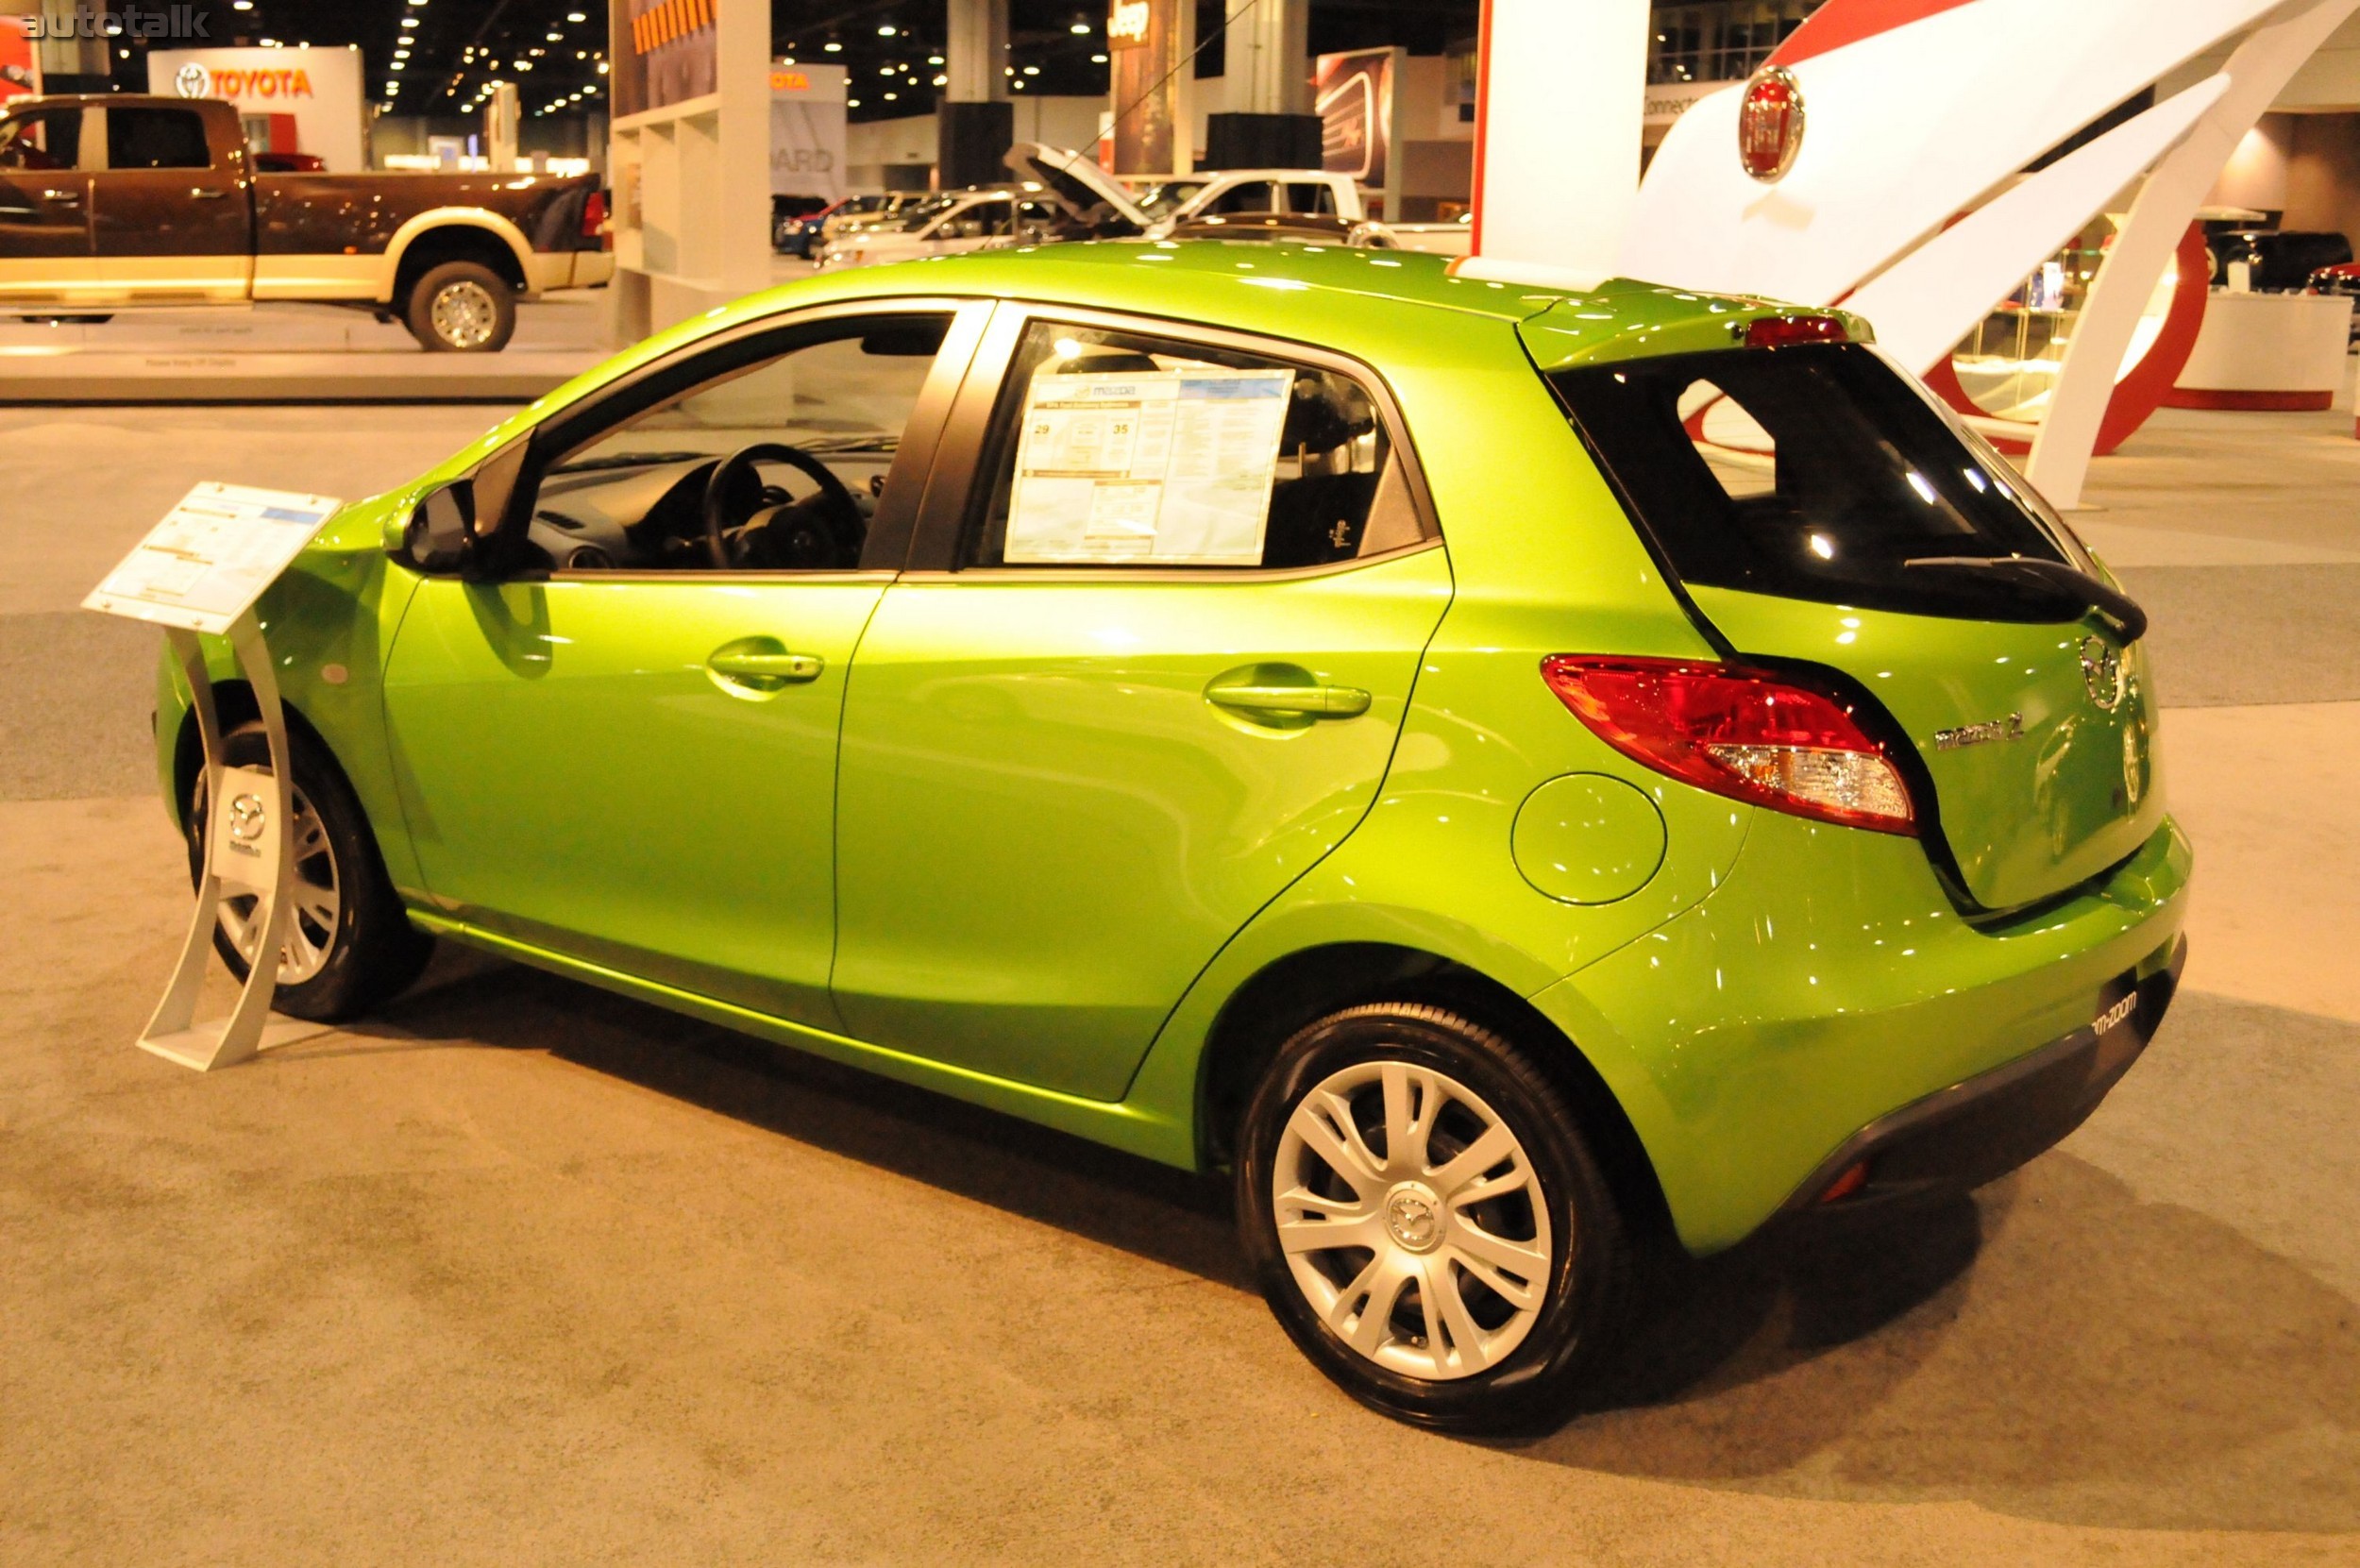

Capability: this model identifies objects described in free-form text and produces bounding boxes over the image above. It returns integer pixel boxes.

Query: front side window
[1549,342,2093,620]
[0,109,83,171]
[106,108,211,171]
[522,313,950,573]
[961,320,1429,570]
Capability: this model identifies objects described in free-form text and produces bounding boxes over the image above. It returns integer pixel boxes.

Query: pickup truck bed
[0,94,613,351]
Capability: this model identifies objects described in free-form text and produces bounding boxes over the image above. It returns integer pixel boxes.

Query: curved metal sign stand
[83,481,346,1071]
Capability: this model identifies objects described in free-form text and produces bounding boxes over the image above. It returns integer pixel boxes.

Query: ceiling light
[847,96,860,107]
[392,60,405,70]
[1090,53,1107,63]
[884,92,897,100]
[932,74,946,86]
[1070,21,1090,33]
[877,25,896,37]
[823,41,841,53]
[400,16,417,27]
[1022,65,1039,76]
[927,54,943,65]
[567,10,586,21]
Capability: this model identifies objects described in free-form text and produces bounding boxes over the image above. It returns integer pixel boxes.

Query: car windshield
[1130,181,1205,220]
[898,194,960,231]
[1548,342,2096,621]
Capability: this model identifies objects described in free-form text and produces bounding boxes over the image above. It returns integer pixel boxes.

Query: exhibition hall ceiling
[107,0,1481,121]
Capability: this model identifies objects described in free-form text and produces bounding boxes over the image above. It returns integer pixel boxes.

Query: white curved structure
[1618,0,2360,507]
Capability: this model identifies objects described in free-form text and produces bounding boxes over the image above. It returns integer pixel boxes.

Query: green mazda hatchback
[155,243,2187,1432]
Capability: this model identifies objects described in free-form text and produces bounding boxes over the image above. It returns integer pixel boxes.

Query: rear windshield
[1547,343,2093,621]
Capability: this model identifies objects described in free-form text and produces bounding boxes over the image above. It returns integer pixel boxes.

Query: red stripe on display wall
[1767,0,1982,68]
[1468,0,1495,255]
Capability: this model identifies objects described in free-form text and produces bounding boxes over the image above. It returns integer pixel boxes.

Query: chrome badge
[228,793,268,845]
[2080,635,2127,712]
[1933,713,2025,750]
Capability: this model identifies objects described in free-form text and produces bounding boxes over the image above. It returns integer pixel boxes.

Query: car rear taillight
[1745,313,1848,348]
[582,190,609,249]
[1542,656,1915,835]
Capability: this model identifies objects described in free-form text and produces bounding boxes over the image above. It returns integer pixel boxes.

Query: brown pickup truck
[0,94,613,351]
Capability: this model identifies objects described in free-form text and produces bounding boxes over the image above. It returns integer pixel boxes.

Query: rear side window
[108,108,211,171]
[961,320,1430,570]
[1548,343,2090,621]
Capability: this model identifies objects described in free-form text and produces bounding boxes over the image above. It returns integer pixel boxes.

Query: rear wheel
[404,259,515,352]
[187,719,432,1021]
[1236,1003,1636,1433]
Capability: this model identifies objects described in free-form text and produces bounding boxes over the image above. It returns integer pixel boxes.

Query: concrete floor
[3,379,2357,1564]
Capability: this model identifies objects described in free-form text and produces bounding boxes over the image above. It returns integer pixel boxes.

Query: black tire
[1235,1003,1636,1434]
[403,259,515,352]
[187,718,433,1021]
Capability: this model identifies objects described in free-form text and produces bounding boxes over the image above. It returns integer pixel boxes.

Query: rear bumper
[1777,936,2184,1217]
[1530,811,2192,1255]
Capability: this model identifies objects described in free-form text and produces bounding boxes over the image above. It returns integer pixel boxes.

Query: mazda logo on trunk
[2080,636,2127,711]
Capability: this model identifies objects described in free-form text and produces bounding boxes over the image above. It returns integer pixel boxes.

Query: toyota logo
[174,62,211,99]
[228,792,268,842]
[1738,66,1806,183]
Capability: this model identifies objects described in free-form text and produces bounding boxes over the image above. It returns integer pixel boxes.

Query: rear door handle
[1205,679,1372,719]
[190,186,229,200]
[707,640,824,693]
[41,189,80,205]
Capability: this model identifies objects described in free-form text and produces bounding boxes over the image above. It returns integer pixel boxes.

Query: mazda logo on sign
[174,62,210,98]
[1738,65,1805,183]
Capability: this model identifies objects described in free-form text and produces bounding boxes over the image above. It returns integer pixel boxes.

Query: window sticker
[1004,366,1294,565]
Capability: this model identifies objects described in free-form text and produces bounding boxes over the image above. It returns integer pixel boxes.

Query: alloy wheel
[204,776,343,985]
[429,279,498,348]
[1272,1059,1554,1380]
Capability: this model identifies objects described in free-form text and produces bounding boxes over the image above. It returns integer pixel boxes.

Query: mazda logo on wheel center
[227,792,267,843]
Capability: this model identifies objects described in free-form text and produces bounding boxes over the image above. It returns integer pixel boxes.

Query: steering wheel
[700,442,866,569]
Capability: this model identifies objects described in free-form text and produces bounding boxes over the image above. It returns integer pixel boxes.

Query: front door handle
[41,189,81,205]
[190,186,229,200]
[706,638,823,695]
[1205,677,1372,719]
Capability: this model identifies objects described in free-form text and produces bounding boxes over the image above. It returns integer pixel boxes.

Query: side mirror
[396,480,476,574]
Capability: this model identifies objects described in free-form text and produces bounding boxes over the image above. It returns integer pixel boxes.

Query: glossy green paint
[1689,585,2167,910]
[1532,809,2190,1254]
[379,575,888,1030]
[1512,774,1668,905]
[831,548,1453,1101]
[150,244,2193,1257]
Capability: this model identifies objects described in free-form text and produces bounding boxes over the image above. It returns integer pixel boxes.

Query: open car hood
[1004,143,1150,232]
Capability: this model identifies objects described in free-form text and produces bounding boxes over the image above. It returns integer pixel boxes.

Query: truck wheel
[405,260,515,352]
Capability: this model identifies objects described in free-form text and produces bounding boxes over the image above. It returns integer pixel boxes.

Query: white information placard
[1005,367,1293,565]
[83,482,344,635]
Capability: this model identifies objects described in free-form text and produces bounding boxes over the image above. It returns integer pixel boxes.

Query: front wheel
[188,719,433,1020]
[1236,1003,1636,1434]
[404,260,515,352]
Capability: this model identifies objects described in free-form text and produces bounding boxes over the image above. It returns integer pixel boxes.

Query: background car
[770,194,832,256]
[1163,212,1399,247]
[815,184,1072,268]
[157,244,2186,1436]
[2208,228,2353,291]
[2307,259,2360,339]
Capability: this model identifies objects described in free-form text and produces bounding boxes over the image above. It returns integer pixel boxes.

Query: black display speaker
[938,100,1017,191]
[1204,113,1325,172]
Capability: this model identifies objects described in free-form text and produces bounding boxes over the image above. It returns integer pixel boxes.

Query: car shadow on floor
[345,947,1253,1292]
[348,952,2360,1536]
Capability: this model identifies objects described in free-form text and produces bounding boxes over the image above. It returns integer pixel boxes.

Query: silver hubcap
[1273,1060,1554,1381]
[202,774,341,985]
[429,279,498,347]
